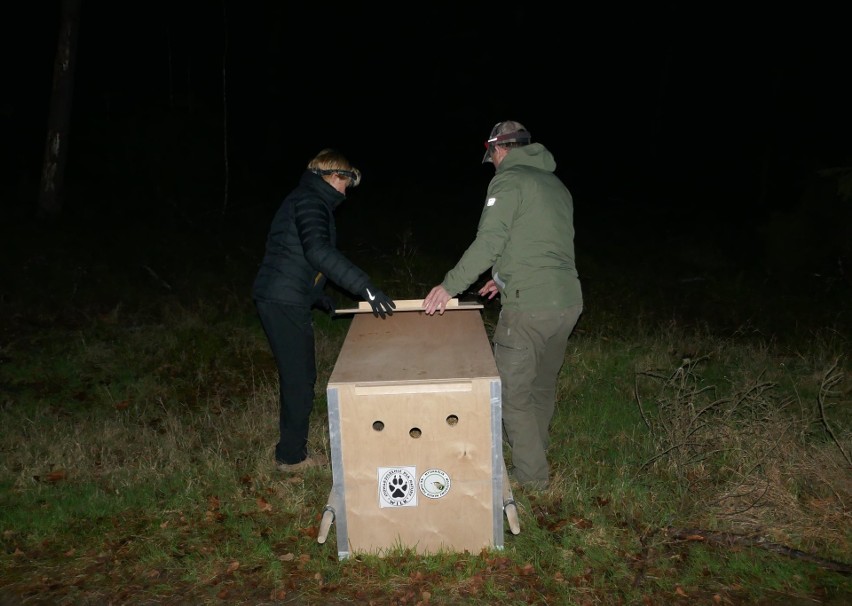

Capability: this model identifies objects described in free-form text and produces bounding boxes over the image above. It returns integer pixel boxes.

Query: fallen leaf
[279,553,295,561]
[64,548,75,557]
[548,519,568,532]
[227,560,240,573]
[675,586,687,597]
[114,400,130,410]
[686,534,705,541]
[45,470,66,483]
[256,497,272,512]
[571,516,593,529]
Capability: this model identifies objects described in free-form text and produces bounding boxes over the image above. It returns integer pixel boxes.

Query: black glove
[362,284,396,319]
[312,295,336,315]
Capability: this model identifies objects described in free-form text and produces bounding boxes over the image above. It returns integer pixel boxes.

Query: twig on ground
[665,527,852,575]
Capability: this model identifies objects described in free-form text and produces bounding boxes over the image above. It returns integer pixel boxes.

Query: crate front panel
[329,378,501,555]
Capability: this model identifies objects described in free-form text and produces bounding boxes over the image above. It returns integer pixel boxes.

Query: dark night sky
[3,2,850,233]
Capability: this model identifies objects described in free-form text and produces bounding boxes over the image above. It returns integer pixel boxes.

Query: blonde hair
[307,148,362,187]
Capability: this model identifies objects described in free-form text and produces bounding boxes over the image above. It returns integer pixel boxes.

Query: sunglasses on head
[313,168,358,185]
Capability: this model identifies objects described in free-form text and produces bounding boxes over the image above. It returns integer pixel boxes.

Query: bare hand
[423,285,452,315]
[478,279,499,300]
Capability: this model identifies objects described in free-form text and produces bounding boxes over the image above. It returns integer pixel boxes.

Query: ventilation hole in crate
[372,420,384,431]
[446,414,459,426]
[409,427,422,438]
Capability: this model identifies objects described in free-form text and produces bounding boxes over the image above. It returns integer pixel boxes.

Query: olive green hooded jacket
[441,142,583,311]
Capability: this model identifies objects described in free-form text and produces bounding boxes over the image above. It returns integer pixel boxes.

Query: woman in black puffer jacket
[253,148,395,472]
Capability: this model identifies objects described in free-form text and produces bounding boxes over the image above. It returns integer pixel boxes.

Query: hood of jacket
[495,142,556,174]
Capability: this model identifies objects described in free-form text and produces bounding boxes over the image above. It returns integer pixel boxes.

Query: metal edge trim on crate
[324,387,351,560]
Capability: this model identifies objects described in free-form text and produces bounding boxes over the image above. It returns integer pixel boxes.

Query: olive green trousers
[494,305,583,488]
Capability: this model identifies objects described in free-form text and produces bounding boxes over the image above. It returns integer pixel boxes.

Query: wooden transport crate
[320,302,518,559]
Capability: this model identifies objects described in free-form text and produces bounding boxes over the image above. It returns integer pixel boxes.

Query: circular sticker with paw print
[378,467,417,508]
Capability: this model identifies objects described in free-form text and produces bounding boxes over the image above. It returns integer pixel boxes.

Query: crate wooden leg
[502,458,521,535]
[318,486,344,544]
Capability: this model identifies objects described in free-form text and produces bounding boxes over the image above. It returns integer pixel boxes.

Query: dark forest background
[2,2,851,287]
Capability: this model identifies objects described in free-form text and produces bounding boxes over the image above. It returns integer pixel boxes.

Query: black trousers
[255,300,316,465]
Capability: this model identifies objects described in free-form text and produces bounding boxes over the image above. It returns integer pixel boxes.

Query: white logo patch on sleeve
[486,197,496,207]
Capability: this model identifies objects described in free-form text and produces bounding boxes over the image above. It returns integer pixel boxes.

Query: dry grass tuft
[636,355,851,558]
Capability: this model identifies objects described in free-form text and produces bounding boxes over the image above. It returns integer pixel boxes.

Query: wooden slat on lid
[335,298,483,314]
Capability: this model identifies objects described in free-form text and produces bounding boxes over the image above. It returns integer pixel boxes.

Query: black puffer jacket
[252,170,371,306]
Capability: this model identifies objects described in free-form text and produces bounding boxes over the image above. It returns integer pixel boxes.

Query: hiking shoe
[276,453,327,473]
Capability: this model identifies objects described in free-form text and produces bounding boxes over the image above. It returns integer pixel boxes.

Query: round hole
[446,415,459,426]
[409,427,422,438]
[372,420,384,431]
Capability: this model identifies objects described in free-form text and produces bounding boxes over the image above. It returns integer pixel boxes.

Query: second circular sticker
[419,469,451,499]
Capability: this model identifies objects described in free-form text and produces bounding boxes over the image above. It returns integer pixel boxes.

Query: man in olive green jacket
[423,121,583,489]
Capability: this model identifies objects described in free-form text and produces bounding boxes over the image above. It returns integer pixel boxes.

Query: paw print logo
[389,474,408,499]
[379,467,416,507]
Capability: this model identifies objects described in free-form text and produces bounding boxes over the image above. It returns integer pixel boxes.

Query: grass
[1,208,851,605]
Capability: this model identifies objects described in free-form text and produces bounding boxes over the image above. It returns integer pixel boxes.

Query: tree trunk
[37,0,82,221]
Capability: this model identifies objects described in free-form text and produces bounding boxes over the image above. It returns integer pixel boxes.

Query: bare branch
[817,358,851,467]
[634,372,652,430]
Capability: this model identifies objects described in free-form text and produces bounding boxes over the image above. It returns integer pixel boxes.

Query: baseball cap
[482,120,532,163]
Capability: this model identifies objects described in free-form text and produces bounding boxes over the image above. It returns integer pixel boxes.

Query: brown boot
[276,453,327,473]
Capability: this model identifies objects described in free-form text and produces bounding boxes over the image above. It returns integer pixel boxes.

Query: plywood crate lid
[328,308,498,384]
